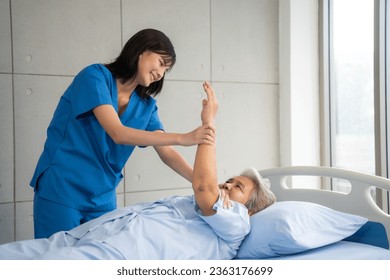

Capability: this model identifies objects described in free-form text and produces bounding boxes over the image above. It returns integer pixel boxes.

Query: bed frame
[259,166,390,245]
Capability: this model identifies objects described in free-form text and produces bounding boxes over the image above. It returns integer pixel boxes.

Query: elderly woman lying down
[0,82,275,260]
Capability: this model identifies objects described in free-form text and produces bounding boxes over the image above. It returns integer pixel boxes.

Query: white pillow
[236,201,368,259]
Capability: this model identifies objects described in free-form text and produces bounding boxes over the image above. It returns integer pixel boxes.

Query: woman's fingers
[220,189,233,209]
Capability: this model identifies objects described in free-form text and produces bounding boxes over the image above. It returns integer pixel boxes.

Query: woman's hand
[201,81,218,125]
[178,123,216,146]
[176,82,219,146]
[220,189,233,209]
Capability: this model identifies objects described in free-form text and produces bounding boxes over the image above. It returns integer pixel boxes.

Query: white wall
[279,0,321,188]
[279,0,320,167]
[0,0,281,243]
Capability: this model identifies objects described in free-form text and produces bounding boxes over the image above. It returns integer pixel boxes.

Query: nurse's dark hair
[105,28,176,100]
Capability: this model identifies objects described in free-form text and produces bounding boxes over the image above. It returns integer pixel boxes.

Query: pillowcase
[343,221,389,249]
[236,201,368,259]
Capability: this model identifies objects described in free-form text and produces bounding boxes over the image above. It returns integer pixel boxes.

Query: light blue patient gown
[0,195,250,260]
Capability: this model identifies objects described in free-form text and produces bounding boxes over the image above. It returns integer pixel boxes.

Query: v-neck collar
[118,91,139,120]
[113,78,138,120]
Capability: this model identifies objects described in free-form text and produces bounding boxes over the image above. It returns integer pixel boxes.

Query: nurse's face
[137,50,171,87]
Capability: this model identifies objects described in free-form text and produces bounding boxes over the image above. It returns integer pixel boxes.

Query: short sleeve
[65,64,115,119]
[195,195,250,244]
[145,104,164,132]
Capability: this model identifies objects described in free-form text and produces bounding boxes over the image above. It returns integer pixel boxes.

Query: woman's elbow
[111,134,125,145]
[192,180,215,193]
[107,127,126,145]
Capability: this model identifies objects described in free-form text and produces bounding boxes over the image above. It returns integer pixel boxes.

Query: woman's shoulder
[72,64,114,85]
[79,63,111,76]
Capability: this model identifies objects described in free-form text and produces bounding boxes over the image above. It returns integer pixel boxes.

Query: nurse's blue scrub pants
[33,193,109,239]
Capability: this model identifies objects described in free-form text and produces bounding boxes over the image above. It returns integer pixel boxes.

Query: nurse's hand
[179,123,216,146]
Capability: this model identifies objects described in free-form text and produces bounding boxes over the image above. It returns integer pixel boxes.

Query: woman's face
[137,50,171,87]
[218,176,256,206]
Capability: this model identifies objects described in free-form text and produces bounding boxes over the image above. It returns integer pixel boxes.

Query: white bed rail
[259,166,390,245]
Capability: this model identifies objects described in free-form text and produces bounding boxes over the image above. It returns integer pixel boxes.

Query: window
[329,0,375,177]
[323,0,389,212]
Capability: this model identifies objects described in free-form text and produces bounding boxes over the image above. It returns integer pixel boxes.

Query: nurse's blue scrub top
[30,64,164,211]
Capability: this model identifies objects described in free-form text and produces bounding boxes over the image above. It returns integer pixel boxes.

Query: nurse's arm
[92,104,215,147]
[154,143,193,182]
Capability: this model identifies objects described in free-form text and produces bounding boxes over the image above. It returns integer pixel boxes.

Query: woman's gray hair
[240,167,276,215]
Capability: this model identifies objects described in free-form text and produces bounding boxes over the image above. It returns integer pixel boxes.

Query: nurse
[30,29,215,238]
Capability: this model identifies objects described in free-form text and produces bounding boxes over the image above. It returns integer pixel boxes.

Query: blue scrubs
[0,195,251,260]
[30,64,164,238]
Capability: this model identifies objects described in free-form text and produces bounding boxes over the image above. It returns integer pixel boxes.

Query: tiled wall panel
[15,201,33,241]
[0,74,14,203]
[12,0,121,76]
[213,82,279,179]
[0,0,12,72]
[0,203,14,244]
[212,0,279,83]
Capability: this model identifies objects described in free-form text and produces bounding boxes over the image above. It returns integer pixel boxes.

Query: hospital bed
[235,166,390,260]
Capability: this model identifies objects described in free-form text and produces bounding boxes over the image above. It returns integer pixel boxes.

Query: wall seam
[9,0,16,242]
